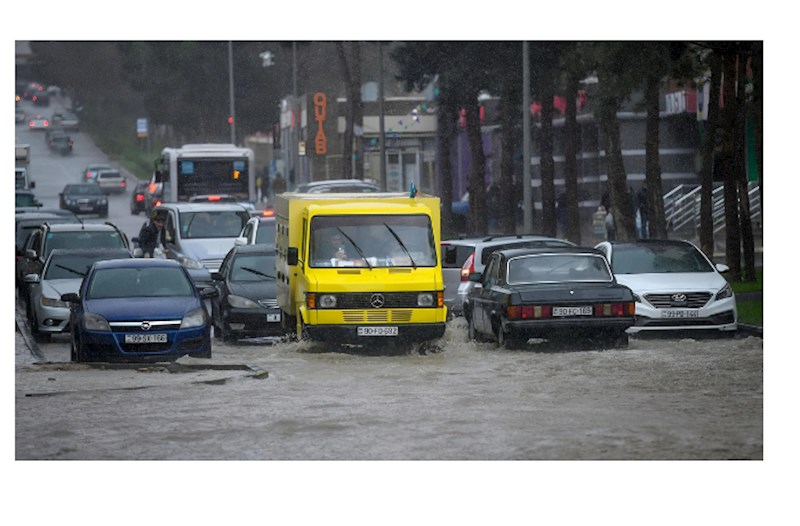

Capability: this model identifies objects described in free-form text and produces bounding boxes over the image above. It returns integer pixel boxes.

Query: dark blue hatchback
[62,258,218,362]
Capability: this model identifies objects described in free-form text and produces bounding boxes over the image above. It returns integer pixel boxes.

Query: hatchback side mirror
[200,287,219,299]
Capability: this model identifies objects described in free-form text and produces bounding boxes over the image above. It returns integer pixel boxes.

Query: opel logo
[671,293,687,303]
[370,293,385,308]
[141,321,152,331]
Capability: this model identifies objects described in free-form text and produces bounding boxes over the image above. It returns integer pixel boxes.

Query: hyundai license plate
[357,326,398,336]
[661,310,699,318]
[124,333,168,343]
[552,306,592,317]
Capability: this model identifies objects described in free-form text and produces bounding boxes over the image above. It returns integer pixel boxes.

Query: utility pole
[379,41,387,190]
[228,41,236,145]
[522,41,533,233]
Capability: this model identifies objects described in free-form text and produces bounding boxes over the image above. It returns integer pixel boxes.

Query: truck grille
[334,292,428,309]
[342,310,413,323]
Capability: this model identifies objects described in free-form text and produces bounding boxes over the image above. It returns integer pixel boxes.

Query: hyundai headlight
[177,256,205,270]
[715,283,733,301]
[83,312,110,331]
[417,293,434,307]
[227,295,260,309]
[180,308,206,328]
[319,294,337,308]
[41,295,67,308]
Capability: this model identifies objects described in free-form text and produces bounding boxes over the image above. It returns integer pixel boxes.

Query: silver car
[24,248,132,343]
[94,169,127,194]
[441,235,576,317]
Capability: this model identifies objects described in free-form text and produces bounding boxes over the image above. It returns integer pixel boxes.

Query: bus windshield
[177,158,249,201]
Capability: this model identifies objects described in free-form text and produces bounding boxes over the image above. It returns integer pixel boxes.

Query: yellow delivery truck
[275,190,447,350]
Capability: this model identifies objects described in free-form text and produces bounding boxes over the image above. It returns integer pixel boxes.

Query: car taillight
[507,305,553,320]
[593,303,635,317]
[207,195,222,201]
[121,180,127,187]
[460,252,475,281]
[149,183,156,193]
[136,194,144,202]
[262,208,275,217]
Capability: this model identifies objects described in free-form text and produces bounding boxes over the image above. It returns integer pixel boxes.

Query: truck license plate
[661,309,699,318]
[357,326,398,336]
[124,333,168,344]
[552,306,592,317]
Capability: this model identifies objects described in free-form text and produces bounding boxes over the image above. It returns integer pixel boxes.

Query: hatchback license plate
[552,306,592,317]
[661,309,699,318]
[267,313,280,322]
[125,333,168,343]
[357,326,398,336]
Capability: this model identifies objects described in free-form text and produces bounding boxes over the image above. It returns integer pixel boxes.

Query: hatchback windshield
[507,254,612,284]
[44,255,100,280]
[88,267,194,298]
[611,244,714,274]
[45,231,125,258]
[231,254,276,282]
[309,214,436,268]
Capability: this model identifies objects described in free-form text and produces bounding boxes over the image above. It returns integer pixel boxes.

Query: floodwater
[15,318,762,460]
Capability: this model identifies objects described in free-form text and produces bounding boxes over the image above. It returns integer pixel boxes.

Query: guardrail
[664,182,761,235]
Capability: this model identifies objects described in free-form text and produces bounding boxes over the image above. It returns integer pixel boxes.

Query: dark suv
[17,222,131,319]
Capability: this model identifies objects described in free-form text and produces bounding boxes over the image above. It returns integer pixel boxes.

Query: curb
[737,324,763,338]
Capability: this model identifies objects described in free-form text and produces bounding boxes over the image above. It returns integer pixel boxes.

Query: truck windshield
[309,214,436,268]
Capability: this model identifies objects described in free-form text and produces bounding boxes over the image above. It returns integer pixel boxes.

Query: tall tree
[720,49,742,279]
[336,42,364,179]
[699,47,722,260]
[735,43,756,282]
[535,43,558,238]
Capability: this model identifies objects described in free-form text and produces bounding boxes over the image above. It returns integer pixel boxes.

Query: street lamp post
[228,41,236,145]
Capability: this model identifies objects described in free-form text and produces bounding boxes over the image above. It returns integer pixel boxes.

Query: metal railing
[664,182,761,235]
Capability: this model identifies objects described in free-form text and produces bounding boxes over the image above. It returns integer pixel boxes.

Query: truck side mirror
[287,247,298,266]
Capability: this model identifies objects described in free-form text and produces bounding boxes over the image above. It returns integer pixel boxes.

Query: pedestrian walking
[272,172,287,196]
[592,205,608,242]
[605,206,616,241]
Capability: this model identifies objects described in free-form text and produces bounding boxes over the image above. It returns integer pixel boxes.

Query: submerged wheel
[496,323,525,350]
[467,314,479,342]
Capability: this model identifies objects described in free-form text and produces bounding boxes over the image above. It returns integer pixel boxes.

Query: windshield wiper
[336,227,372,270]
[54,264,87,278]
[383,223,417,269]
[240,266,275,280]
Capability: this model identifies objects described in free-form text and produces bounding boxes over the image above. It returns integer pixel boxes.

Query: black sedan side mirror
[61,292,80,303]
[199,287,219,299]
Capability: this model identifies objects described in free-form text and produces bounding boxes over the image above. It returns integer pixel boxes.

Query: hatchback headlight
[83,312,110,331]
[177,256,205,270]
[100,198,107,205]
[180,308,207,329]
[417,293,434,307]
[715,283,733,301]
[227,295,260,309]
[319,294,337,308]
[41,295,67,308]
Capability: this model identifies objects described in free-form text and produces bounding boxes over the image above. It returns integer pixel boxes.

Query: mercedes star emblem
[370,293,385,308]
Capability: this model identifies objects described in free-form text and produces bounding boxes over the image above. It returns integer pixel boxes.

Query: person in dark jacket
[139,214,166,258]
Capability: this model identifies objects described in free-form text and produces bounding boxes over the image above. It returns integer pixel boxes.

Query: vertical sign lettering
[313,92,327,155]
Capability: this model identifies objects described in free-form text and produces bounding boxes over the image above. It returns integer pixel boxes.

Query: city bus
[148,144,255,212]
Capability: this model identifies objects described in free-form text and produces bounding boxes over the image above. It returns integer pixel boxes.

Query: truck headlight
[227,295,259,309]
[417,293,434,307]
[83,312,110,331]
[318,294,337,308]
[180,308,206,328]
[177,256,205,270]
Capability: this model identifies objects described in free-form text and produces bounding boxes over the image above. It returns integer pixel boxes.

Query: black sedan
[464,247,635,350]
[130,181,150,214]
[210,244,285,342]
[59,184,108,217]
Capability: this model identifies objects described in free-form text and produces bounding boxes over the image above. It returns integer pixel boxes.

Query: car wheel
[31,317,51,344]
[606,331,629,349]
[496,322,524,350]
[467,314,480,342]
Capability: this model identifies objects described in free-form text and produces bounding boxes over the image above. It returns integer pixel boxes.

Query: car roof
[48,248,132,258]
[94,258,182,270]
[499,246,605,259]
[441,234,570,247]
[601,239,693,248]
[44,222,122,232]
[233,244,276,255]
[157,202,248,212]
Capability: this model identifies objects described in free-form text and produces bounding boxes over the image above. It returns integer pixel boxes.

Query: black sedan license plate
[357,326,398,336]
[124,333,168,344]
[552,306,592,317]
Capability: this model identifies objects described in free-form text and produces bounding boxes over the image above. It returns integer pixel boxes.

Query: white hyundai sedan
[595,240,737,334]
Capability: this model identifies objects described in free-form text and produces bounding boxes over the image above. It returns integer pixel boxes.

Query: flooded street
[15,318,762,460]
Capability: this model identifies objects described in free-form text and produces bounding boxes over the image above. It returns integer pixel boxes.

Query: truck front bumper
[305,323,446,344]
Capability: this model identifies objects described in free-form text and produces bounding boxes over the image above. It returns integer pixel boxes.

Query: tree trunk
[438,99,457,238]
[644,74,667,239]
[563,75,581,244]
[465,99,488,235]
[499,89,519,234]
[751,41,763,208]
[699,49,721,260]
[352,43,364,181]
[601,109,636,241]
[539,75,556,238]
[736,47,756,282]
[721,51,741,279]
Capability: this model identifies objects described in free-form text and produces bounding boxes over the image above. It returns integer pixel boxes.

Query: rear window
[255,221,276,244]
[441,244,475,269]
[98,171,121,179]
